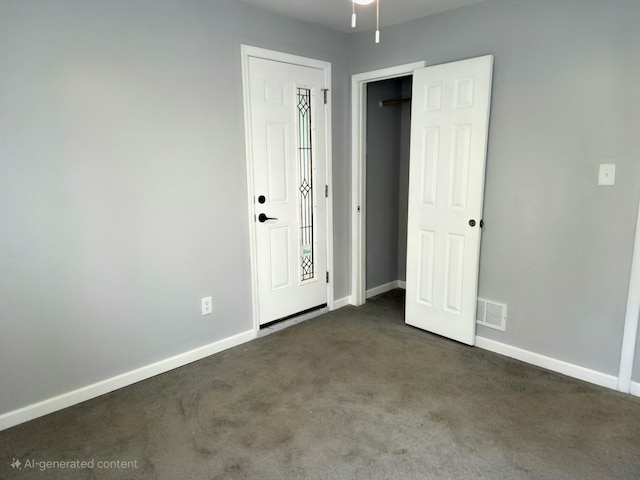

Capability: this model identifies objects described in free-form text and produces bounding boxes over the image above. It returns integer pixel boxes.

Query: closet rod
[381,97,411,106]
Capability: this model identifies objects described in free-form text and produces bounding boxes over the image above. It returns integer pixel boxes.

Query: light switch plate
[598,164,615,186]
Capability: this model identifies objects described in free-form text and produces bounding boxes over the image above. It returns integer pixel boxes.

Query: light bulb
[354,0,375,5]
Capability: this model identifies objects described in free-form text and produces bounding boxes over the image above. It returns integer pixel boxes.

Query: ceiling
[238,0,485,33]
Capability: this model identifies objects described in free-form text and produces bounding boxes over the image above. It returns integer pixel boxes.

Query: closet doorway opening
[351,62,425,306]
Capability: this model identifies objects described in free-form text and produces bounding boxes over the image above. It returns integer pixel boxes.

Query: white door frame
[350,61,426,306]
[618,196,640,394]
[241,45,334,334]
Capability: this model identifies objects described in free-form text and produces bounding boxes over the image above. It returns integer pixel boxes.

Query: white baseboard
[366,281,401,299]
[475,336,619,391]
[398,280,406,289]
[332,296,351,309]
[4,325,632,433]
[0,329,255,432]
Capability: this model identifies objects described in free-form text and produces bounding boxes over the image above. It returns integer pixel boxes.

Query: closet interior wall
[365,76,412,293]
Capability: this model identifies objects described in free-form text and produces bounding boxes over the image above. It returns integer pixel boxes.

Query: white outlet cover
[599,164,616,186]
[201,296,213,315]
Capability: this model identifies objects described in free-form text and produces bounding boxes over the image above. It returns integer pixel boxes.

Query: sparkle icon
[11,458,22,470]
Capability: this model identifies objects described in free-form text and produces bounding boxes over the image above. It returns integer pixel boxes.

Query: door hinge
[326,271,329,283]
[322,89,329,104]
[325,185,329,198]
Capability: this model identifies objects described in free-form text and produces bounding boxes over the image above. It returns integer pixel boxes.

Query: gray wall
[352,0,640,376]
[0,0,350,415]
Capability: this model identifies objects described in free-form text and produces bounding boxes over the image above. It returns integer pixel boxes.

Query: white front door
[405,55,494,345]
[247,56,328,326]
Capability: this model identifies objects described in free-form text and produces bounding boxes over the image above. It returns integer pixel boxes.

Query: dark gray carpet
[1,290,639,479]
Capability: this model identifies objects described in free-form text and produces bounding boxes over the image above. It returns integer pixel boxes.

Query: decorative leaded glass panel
[297,88,314,282]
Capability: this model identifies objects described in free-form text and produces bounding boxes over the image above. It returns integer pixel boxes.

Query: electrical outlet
[201,296,212,315]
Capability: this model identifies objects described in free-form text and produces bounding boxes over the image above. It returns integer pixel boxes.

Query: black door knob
[258,213,278,223]
[469,219,476,227]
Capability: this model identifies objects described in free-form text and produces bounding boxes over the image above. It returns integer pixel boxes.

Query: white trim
[364,279,406,298]
[366,280,401,299]
[241,45,331,71]
[332,296,351,309]
[324,64,335,312]
[476,336,619,390]
[631,381,640,397]
[350,61,426,307]
[0,330,255,432]
[240,45,334,331]
[240,45,261,333]
[617,198,640,393]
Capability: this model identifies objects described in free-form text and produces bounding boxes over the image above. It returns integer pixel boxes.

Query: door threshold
[258,304,328,337]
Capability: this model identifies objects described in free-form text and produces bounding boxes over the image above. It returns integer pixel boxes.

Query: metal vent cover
[476,297,507,331]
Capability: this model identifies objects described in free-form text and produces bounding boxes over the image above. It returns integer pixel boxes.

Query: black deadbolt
[258,195,266,204]
[469,219,476,227]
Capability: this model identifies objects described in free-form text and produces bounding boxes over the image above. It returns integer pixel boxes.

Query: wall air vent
[476,298,507,331]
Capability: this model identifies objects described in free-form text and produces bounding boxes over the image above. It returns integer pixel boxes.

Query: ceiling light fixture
[351,0,380,44]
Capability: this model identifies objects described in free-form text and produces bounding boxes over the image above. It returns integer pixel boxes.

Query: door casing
[241,45,334,334]
[618,195,640,393]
